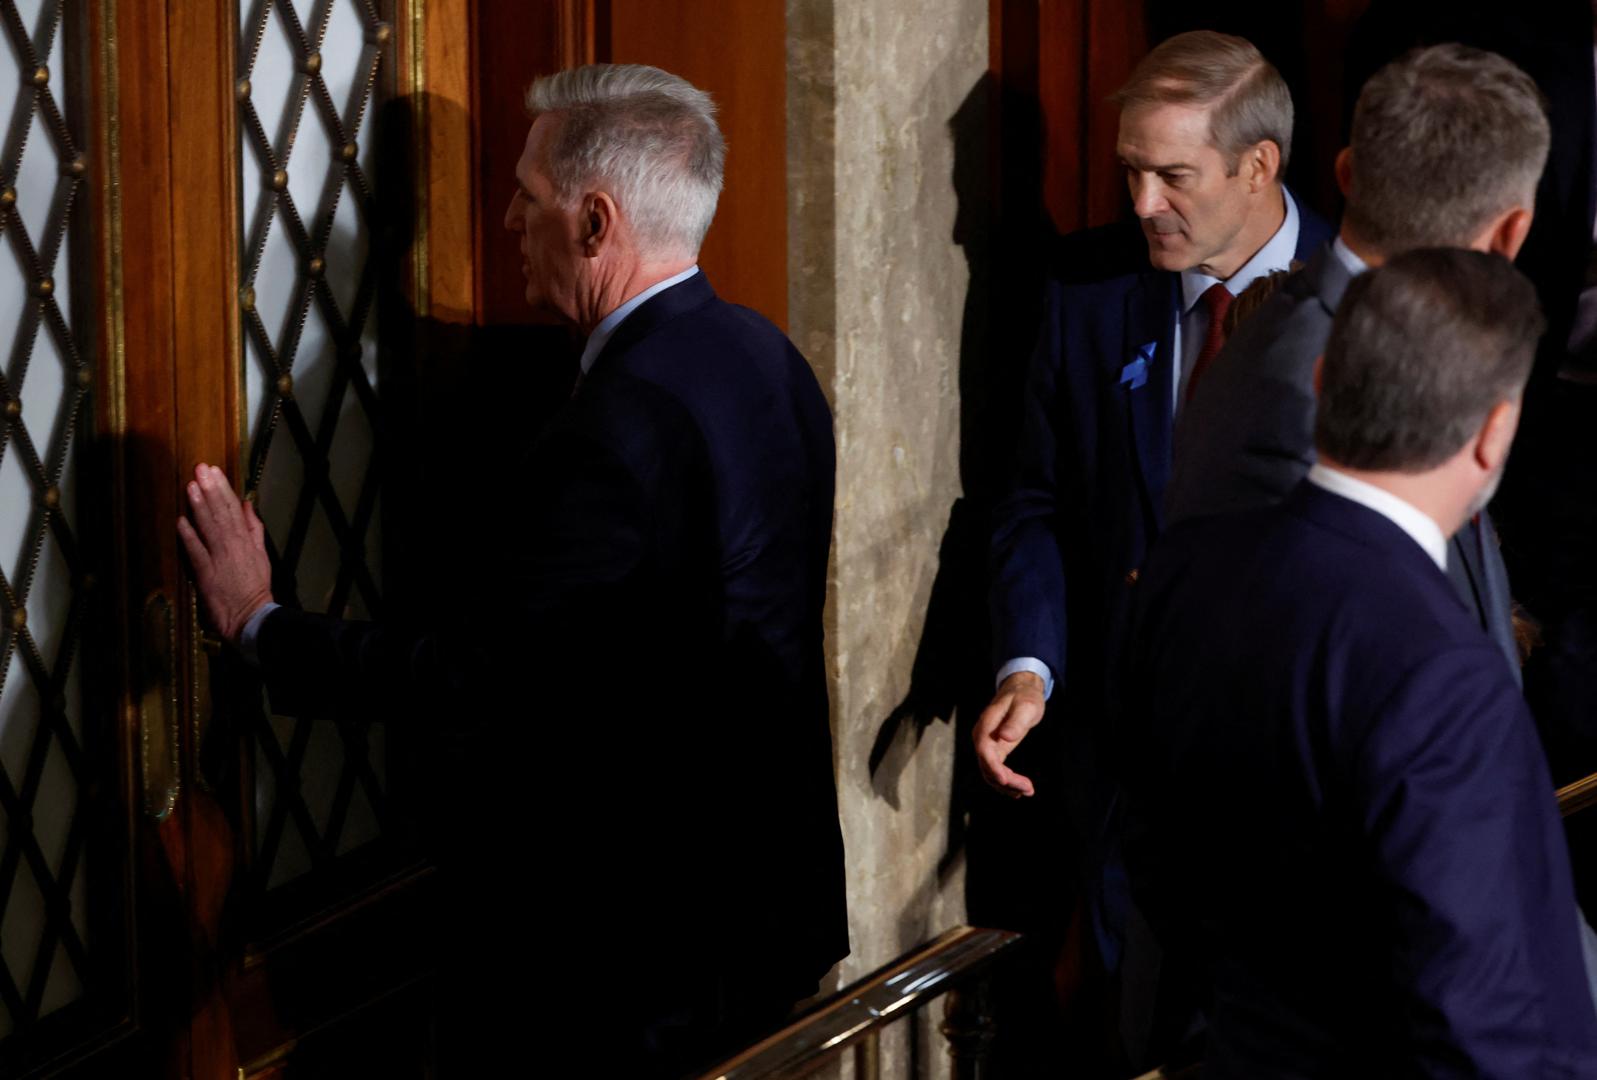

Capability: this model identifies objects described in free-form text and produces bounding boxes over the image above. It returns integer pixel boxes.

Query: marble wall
[788,0,990,1072]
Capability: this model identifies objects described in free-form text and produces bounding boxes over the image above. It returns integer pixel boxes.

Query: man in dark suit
[1166,44,1550,674]
[975,31,1332,982]
[1125,248,1597,1077]
[179,64,845,1077]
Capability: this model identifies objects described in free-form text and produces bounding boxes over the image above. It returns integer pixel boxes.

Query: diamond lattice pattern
[0,0,92,1041]
[237,0,390,889]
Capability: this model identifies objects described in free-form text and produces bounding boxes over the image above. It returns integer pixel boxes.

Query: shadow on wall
[220,90,583,1077]
[864,73,1102,1077]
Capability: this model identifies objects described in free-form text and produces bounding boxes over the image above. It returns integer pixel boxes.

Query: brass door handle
[139,592,180,820]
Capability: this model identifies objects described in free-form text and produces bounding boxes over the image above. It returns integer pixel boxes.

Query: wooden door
[0,0,474,1074]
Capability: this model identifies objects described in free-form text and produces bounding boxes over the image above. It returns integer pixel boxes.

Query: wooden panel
[1014,0,1147,235]
[1082,0,1145,227]
[1036,0,1085,234]
[473,0,566,327]
[608,0,788,329]
[421,0,476,322]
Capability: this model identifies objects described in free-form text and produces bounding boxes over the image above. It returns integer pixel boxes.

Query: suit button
[1124,568,1139,586]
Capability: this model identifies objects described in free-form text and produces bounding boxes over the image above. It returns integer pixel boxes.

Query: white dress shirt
[1306,463,1448,572]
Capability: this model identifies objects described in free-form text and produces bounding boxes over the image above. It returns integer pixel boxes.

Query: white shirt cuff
[238,601,281,667]
[996,657,1054,700]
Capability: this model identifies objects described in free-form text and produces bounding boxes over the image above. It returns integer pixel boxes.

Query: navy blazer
[1123,482,1597,1077]
[989,196,1333,708]
[1166,242,1521,674]
[257,273,848,1043]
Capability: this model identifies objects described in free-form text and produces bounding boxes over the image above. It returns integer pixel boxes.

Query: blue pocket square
[1120,343,1156,391]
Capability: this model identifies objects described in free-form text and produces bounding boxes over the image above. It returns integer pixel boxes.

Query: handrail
[696,925,1023,1080]
[1558,773,1597,818]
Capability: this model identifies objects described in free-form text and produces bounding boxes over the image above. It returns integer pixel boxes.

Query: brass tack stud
[341,141,358,162]
[0,188,15,207]
[1124,568,1140,586]
[304,52,322,75]
[307,255,325,278]
[34,277,53,298]
[371,22,392,44]
[236,78,252,101]
[63,156,86,177]
[270,168,288,192]
[9,609,25,631]
[3,399,19,420]
[75,366,92,388]
[240,287,256,312]
[275,373,294,397]
[31,66,48,86]
[41,486,59,510]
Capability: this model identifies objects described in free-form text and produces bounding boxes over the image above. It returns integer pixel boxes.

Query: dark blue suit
[257,272,847,1075]
[1122,482,1597,1077]
[986,201,1333,971]
[990,202,1333,711]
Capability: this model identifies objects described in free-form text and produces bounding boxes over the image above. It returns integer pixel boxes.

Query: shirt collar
[1306,463,1448,571]
[1330,233,1369,278]
[578,265,700,374]
[1179,187,1300,315]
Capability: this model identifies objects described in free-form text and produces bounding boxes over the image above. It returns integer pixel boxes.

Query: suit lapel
[1123,270,1177,529]
[1452,515,1522,680]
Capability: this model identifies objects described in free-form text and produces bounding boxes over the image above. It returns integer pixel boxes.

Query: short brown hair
[1111,30,1293,173]
[1316,249,1543,473]
[1344,45,1548,254]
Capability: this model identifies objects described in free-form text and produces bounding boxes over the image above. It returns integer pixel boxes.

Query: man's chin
[1143,241,1190,271]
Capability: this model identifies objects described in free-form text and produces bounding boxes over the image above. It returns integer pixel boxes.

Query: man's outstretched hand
[972,671,1047,798]
[176,463,274,645]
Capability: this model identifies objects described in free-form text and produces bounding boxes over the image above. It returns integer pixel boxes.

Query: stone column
[789,0,990,1074]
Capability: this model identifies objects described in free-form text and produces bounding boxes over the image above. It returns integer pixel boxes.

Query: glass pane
[0,0,92,1041]
[238,0,391,891]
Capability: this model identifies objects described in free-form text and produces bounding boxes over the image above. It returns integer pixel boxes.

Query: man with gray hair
[1166,43,1551,671]
[1125,248,1597,1076]
[179,64,846,1076]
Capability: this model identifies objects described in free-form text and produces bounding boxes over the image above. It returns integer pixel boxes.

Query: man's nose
[1130,177,1167,219]
[503,198,519,232]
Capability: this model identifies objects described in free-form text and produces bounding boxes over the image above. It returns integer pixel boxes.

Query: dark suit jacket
[1165,243,1521,674]
[256,273,847,1052]
[1123,482,1597,1078]
[989,196,1332,738]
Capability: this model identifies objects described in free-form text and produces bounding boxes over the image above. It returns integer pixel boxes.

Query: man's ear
[1246,139,1282,192]
[1480,206,1534,261]
[583,191,619,256]
[1334,147,1353,199]
[1476,399,1522,472]
[1312,354,1325,399]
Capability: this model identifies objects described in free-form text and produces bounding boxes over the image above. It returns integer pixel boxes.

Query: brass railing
[697,925,1023,1080]
[1558,773,1597,818]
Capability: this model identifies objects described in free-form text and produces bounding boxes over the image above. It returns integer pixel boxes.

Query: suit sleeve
[256,424,654,729]
[1353,646,1597,1075]
[988,281,1070,687]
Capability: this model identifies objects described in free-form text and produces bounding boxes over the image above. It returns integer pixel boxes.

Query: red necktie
[1185,282,1234,404]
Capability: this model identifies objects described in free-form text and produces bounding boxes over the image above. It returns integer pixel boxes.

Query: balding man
[180,64,845,1076]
